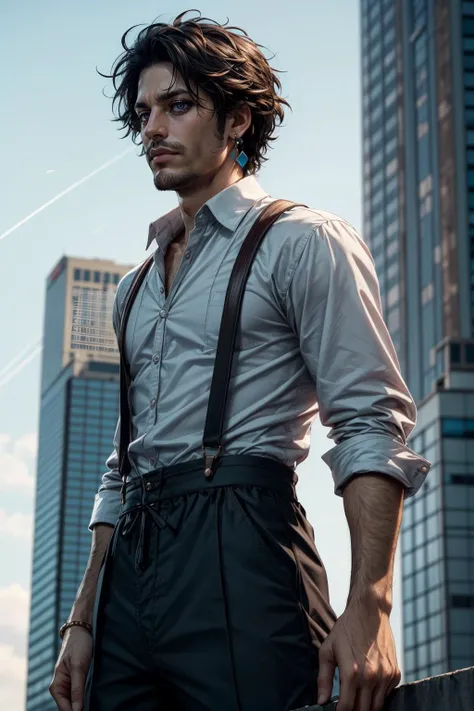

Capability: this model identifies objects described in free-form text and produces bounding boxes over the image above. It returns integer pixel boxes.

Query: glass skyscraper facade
[361,0,474,681]
[26,256,133,711]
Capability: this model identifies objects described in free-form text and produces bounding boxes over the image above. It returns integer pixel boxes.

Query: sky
[0,1,404,709]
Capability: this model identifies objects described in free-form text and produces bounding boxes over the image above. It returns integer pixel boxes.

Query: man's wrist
[60,620,93,640]
[347,583,393,615]
[69,610,93,625]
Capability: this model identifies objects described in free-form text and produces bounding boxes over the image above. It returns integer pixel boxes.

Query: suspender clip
[202,446,222,478]
[120,476,127,505]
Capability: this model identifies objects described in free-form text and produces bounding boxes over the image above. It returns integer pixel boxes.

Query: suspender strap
[116,199,305,494]
[117,255,154,492]
[201,199,303,477]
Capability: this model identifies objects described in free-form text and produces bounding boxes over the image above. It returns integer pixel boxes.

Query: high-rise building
[26,256,133,711]
[361,0,474,681]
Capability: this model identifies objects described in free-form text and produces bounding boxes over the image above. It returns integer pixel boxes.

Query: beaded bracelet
[59,620,93,640]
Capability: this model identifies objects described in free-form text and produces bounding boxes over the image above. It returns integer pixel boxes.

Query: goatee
[153,170,198,192]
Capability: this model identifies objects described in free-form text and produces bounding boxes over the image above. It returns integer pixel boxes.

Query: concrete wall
[292,665,474,710]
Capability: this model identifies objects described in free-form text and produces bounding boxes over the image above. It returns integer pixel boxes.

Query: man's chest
[164,240,185,297]
[124,244,296,377]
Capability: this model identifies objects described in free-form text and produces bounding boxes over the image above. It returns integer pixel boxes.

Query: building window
[387,284,400,307]
[417,121,429,139]
[385,89,397,108]
[449,474,474,485]
[387,240,399,258]
[83,270,91,282]
[464,17,474,34]
[103,272,111,285]
[94,271,101,284]
[74,268,81,281]
[113,273,120,285]
[386,158,398,178]
[450,342,461,363]
[369,1,380,23]
[387,308,400,331]
[387,262,399,280]
[465,343,474,362]
[422,282,434,304]
[442,417,474,437]
[450,594,474,608]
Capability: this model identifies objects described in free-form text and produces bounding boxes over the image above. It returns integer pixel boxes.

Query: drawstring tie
[113,503,174,571]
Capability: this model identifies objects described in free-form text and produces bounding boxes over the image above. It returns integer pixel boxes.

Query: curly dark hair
[99,10,290,174]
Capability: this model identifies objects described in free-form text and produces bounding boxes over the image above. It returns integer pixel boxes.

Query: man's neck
[177,164,244,244]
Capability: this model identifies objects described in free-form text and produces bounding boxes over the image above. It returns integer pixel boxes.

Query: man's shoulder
[278,203,355,234]
[268,202,360,254]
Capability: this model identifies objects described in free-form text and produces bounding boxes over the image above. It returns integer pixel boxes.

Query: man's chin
[153,169,196,192]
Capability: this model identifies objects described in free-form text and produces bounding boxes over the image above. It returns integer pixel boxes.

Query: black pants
[85,455,336,711]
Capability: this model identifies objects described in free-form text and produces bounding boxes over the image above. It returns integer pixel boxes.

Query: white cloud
[0,643,26,680]
[0,433,37,492]
[0,587,30,710]
[0,511,33,543]
[0,644,27,710]
[0,584,30,633]
[0,451,34,492]
[14,433,38,460]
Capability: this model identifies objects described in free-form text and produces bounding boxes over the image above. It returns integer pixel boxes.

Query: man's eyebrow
[134,88,192,112]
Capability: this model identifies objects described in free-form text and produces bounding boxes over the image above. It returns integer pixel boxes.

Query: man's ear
[228,102,252,140]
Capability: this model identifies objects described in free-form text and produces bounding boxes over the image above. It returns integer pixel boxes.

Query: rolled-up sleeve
[88,291,124,530]
[88,420,122,529]
[284,217,431,497]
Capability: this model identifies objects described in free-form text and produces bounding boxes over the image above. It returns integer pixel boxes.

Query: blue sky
[0,1,405,708]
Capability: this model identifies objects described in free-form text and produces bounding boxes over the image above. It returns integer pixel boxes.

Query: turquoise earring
[232,135,249,170]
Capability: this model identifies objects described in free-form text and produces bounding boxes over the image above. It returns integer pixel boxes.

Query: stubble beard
[153,168,199,192]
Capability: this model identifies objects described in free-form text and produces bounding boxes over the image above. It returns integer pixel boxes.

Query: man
[50,11,431,711]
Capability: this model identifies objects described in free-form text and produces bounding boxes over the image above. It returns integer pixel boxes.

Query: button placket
[149,301,164,426]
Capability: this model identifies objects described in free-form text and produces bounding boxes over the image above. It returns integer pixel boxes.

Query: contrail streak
[0,148,133,243]
[0,344,43,390]
[0,341,41,381]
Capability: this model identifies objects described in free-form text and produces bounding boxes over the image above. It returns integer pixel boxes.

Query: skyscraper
[26,256,133,711]
[361,0,474,681]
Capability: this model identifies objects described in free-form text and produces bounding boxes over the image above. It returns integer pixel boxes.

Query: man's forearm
[68,523,115,624]
[342,473,404,612]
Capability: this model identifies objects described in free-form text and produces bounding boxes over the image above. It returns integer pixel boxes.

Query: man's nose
[144,108,168,142]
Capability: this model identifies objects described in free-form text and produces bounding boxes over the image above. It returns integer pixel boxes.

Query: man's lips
[149,149,179,164]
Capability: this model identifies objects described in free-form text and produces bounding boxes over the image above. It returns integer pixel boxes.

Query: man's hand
[49,627,93,711]
[317,597,400,711]
[317,472,405,711]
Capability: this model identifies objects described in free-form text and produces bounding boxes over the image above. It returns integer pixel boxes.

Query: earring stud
[233,135,249,170]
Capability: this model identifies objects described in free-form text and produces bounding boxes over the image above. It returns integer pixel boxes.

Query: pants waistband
[120,454,298,513]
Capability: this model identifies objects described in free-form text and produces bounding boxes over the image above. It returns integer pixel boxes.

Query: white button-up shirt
[89,176,430,528]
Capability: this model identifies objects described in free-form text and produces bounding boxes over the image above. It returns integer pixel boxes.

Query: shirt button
[150,398,156,409]
[160,286,165,294]
[184,250,191,259]
[145,481,153,491]
[159,309,166,318]
[420,465,428,473]
[153,353,160,364]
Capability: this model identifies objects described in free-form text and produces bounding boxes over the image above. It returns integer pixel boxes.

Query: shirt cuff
[88,490,121,530]
[321,433,431,498]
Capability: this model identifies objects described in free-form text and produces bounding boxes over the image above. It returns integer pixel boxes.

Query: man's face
[135,63,230,192]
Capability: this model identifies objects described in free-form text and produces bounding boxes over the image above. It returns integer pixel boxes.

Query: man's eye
[169,101,193,114]
[138,113,149,125]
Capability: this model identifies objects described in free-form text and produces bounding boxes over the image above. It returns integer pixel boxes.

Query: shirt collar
[146,175,268,249]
